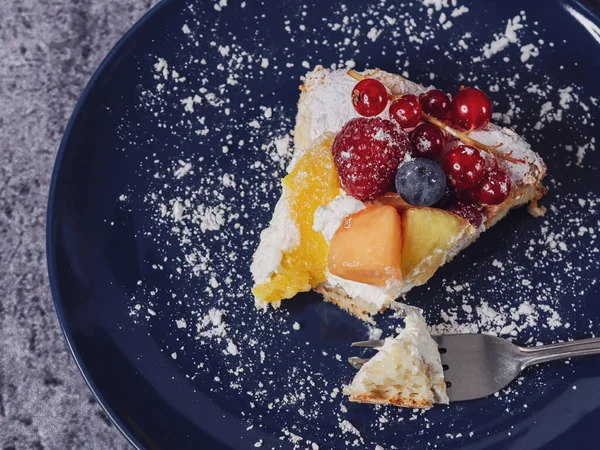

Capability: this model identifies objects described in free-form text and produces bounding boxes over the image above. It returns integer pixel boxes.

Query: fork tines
[348,339,386,370]
[350,339,385,348]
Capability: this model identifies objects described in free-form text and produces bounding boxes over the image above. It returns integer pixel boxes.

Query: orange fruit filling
[252,134,341,303]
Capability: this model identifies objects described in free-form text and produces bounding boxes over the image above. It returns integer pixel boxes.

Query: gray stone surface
[0,1,157,448]
[4,1,600,450]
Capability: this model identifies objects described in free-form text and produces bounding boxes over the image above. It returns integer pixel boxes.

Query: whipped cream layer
[313,194,365,242]
[326,272,405,311]
[250,191,300,285]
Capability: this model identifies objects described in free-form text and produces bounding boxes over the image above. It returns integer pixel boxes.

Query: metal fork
[350,334,600,402]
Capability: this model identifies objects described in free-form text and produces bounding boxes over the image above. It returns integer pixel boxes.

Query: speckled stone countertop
[0,1,156,448]
[2,1,600,450]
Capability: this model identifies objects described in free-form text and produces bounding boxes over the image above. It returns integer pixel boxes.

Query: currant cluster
[345,75,512,227]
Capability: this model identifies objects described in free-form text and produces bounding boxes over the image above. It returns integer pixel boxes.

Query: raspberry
[332,118,410,201]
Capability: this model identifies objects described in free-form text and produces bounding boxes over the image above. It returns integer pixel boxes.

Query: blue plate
[48,0,600,448]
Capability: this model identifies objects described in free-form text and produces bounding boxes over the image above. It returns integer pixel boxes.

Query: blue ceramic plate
[48,0,600,449]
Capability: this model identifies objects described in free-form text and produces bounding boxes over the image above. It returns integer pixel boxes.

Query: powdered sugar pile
[113,0,600,448]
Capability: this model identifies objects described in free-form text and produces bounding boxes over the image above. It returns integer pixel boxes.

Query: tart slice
[251,66,546,318]
[344,311,448,408]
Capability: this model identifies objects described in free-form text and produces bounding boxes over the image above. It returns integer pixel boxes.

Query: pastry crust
[348,392,433,409]
[314,283,382,322]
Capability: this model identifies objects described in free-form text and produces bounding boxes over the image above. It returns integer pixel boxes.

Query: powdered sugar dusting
[113,0,600,448]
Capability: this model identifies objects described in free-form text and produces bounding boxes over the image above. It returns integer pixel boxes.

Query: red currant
[448,198,485,227]
[469,167,511,206]
[351,79,388,117]
[441,145,486,189]
[451,87,492,130]
[390,94,422,129]
[419,89,451,120]
[410,123,445,160]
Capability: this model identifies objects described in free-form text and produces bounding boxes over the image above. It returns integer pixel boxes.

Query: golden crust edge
[348,393,433,409]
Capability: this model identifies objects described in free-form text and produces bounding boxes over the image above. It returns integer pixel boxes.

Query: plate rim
[45,1,173,449]
[44,1,600,449]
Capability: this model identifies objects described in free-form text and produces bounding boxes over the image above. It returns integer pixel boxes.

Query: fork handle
[519,337,600,368]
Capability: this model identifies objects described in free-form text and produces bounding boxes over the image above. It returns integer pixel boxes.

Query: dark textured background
[0,1,156,448]
[1,1,600,450]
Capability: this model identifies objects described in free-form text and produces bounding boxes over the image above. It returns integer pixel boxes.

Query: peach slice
[328,204,402,287]
[369,192,411,212]
[401,207,475,286]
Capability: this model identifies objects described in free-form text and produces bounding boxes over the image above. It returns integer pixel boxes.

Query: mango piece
[252,134,341,303]
[401,207,474,286]
[328,205,402,287]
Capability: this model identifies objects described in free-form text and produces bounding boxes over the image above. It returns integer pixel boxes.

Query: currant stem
[421,113,526,164]
[347,69,364,81]
[347,68,381,81]
[367,68,381,78]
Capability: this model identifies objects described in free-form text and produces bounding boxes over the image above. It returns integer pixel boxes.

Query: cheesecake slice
[251,66,546,319]
[344,310,448,408]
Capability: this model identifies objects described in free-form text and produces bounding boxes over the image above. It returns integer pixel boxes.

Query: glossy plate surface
[48,0,600,448]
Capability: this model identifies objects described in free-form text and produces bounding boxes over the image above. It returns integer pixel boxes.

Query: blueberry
[395,158,447,206]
